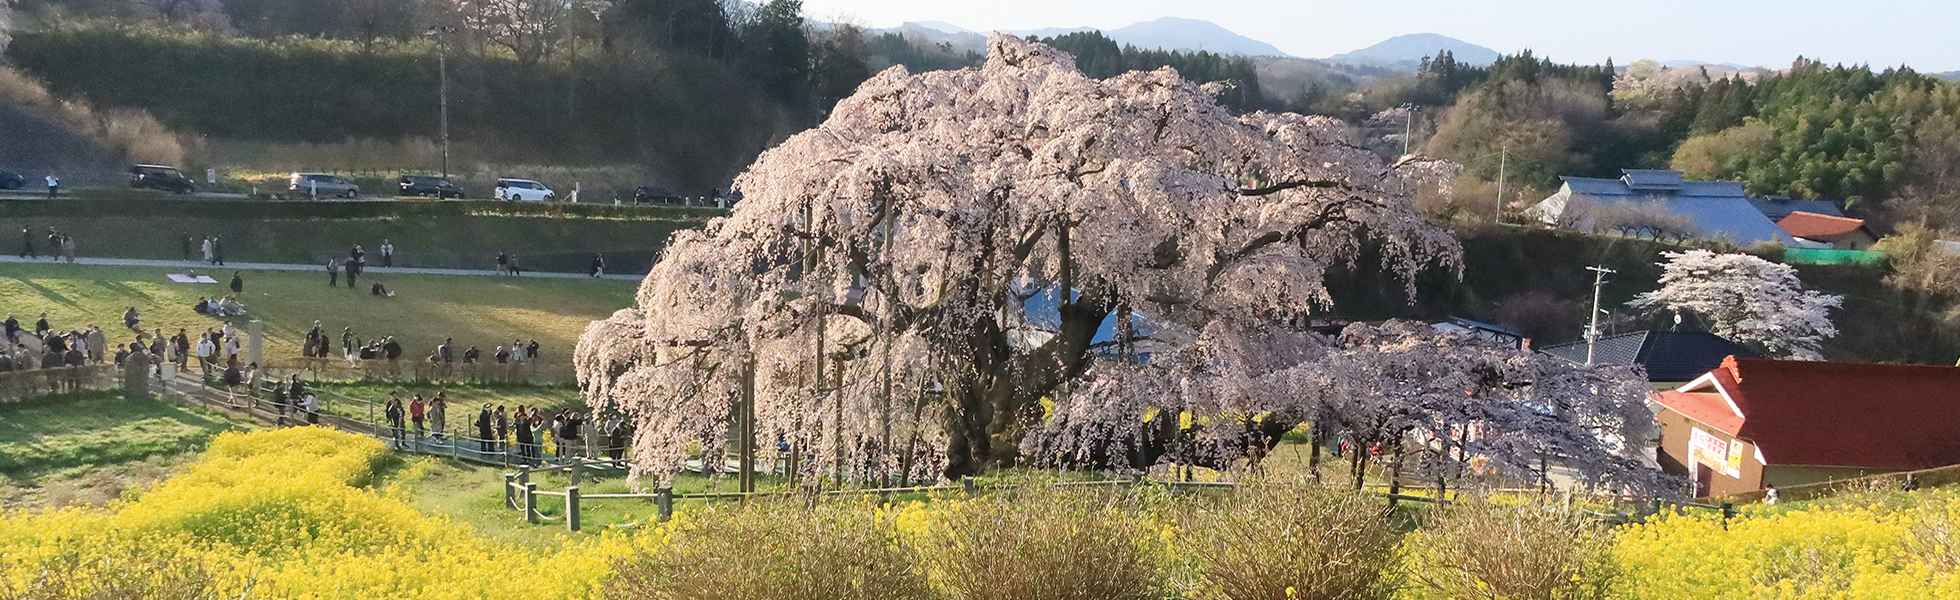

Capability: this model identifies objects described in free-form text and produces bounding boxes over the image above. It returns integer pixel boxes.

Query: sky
[801,0,1960,72]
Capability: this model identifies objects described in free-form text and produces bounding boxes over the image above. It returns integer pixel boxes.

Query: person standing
[513,405,535,464]
[495,251,509,276]
[409,394,427,438]
[86,326,105,363]
[171,328,190,370]
[211,236,225,266]
[341,327,356,359]
[385,395,406,448]
[180,231,193,261]
[44,174,58,200]
[474,404,494,453]
[380,239,394,268]
[201,236,213,264]
[493,405,509,453]
[19,227,34,259]
[439,338,454,363]
[327,258,339,287]
[194,333,216,377]
[428,394,447,440]
[590,254,604,278]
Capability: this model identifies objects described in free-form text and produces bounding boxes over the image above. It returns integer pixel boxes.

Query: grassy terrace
[0,391,256,508]
[0,197,717,273]
[0,262,636,361]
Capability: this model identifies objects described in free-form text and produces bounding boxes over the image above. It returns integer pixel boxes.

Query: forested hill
[0,1,1267,192]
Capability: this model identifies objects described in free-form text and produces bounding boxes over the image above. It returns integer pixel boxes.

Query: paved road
[0,254,644,281]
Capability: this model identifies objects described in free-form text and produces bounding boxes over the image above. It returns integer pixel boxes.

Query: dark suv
[0,170,23,190]
[130,164,195,194]
[632,185,682,204]
[399,175,465,198]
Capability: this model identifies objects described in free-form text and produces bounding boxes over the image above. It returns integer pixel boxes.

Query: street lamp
[425,26,455,178]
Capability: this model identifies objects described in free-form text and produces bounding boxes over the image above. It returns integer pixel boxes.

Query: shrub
[1178,482,1401,600]
[1403,498,1617,600]
[600,498,934,600]
[911,484,1165,600]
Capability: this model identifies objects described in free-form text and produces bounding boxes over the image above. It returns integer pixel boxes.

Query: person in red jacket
[410,394,427,438]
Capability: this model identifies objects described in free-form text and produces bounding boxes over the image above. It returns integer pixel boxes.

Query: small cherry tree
[1629,250,1843,360]
[1028,320,1669,494]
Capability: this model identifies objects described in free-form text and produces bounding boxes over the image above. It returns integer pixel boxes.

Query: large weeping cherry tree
[578,35,1658,491]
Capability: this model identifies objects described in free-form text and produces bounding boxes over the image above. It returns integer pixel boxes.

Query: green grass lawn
[379,454,795,547]
[0,262,636,361]
[0,391,257,508]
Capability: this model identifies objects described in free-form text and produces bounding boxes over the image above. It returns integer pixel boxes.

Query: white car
[497,178,555,202]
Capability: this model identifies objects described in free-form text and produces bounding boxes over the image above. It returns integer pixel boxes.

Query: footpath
[0,254,643,281]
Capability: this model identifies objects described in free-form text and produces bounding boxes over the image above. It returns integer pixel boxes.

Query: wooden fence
[0,364,119,403]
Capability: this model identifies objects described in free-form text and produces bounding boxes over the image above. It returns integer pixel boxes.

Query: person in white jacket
[195,334,217,377]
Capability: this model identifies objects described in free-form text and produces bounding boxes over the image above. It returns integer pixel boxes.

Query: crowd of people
[382,393,630,463]
[19,226,79,263]
[420,336,542,367]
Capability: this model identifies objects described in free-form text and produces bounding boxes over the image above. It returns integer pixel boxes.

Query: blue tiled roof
[1540,330,1760,382]
[1622,169,1685,191]
[1750,197,1845,220]
[1557,177,1793,246]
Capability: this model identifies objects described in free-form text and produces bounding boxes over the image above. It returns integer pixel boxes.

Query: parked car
[632,185,682,204]
[0,170,24,190]
[289,173,360,199]
[497,178,555,202]
[130,164,196,194]
[399,175,465,198]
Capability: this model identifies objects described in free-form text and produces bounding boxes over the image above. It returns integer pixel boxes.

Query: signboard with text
[1690,427,1744,478]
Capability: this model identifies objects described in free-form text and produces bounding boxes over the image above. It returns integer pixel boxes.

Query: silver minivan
[288,173,360,199]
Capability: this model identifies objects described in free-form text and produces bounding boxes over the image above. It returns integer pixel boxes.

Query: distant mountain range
[885,20,1768,75]
[1325,33,1502,68]
[895,18,1289,58]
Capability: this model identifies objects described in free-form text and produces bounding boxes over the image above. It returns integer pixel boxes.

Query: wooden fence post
[656,487,673,522]
[566,486,580,532]
[962,476,975,496]
[524,482,539,524]
[504,473,516,510]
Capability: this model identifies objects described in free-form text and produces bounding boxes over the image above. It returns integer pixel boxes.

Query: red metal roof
[1777,211,1867,243]
[1671,357,1960,470]
[1654,390,1744,435]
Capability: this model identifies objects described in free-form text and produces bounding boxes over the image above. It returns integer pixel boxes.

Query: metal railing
[266,357,576,385]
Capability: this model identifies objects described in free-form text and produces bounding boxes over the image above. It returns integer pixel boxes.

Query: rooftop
[1778,211,1868,243]
[1655,357,1960,471]
[1540,330,1760,382]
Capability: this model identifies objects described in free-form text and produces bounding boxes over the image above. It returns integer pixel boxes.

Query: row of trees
[1280,45,1960,230]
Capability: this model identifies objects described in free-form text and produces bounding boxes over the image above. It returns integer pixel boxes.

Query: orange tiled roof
[1777,211,1867,243]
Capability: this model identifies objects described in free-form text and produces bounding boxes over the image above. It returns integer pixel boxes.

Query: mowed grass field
[0,391,257,508]
[0,262,638,361]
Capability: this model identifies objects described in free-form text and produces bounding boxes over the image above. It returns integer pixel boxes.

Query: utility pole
[1495,143,1508,223]
[1585,265,1616,366]
[427,26,453,178]
[1402,105,1415,156]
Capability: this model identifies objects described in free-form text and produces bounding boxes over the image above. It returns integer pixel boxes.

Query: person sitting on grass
[123,307,140,331]
[370,282,394,297]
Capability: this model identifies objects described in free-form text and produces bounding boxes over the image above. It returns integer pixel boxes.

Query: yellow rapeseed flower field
[9,426,1960,599]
